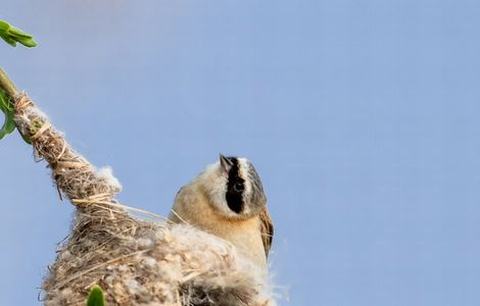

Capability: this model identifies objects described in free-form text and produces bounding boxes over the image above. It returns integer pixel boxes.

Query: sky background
[2,1,480,305]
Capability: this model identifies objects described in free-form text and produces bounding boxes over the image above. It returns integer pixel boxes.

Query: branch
[0,67,18,98]
[0,19,36,140]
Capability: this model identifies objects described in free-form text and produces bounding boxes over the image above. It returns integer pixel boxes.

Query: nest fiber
[13,93,276,306]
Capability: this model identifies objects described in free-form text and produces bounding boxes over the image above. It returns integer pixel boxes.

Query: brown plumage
[169,155,273,270]
[259,207,274,257]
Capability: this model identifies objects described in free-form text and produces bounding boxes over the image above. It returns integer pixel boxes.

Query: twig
[0,67,18,98]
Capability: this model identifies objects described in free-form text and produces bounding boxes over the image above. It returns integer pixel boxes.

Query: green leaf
[0,90,13,112]
[19,37,37,48]
[8,26,33,39]
[0,20,10,31]
[0,89,16,140]
[0,19,37,48]
[0,112,15,139]
[86,286,106,306]
[0,34,17,47]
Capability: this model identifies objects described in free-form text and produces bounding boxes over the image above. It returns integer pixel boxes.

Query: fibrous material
[13,93,276,306]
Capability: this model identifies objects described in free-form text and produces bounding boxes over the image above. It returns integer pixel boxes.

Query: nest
[13,93,276,306]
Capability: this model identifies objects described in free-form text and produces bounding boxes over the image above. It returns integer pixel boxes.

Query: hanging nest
[13,93,277,306]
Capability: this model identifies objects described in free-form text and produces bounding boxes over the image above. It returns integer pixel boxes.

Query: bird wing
[259,207,274,257]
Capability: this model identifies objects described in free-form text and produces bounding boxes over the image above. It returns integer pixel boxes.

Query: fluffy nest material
[13,93,276,306]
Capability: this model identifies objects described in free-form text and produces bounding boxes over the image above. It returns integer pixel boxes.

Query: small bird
[169,154,273,269]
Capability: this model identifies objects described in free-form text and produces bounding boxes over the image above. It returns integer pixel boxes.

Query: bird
[169,154,273,269]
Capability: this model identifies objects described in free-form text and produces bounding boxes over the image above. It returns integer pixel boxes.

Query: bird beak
[219,154,233,172]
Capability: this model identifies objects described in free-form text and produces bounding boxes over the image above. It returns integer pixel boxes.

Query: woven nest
[13,93,276,306]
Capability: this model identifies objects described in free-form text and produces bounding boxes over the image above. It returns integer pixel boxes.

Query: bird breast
[170,184,267,269]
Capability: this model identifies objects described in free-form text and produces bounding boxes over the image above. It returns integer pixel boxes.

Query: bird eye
[233,182,244,192]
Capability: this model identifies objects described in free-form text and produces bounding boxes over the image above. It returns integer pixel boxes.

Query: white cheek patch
[199,159,259,219]
[237,158,253,215]
[200,162,236,217]
[210,176,228,212]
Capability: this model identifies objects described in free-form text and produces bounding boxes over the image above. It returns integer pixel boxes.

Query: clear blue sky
[2,1,480,305]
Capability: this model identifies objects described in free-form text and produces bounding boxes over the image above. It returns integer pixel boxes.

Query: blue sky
[2,1,480,305]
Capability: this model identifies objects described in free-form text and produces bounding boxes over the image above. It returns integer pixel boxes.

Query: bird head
[194,154,267,220]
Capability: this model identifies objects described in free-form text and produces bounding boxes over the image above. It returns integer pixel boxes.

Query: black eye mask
[225,157,245,214]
